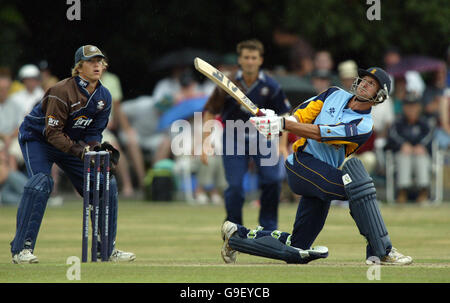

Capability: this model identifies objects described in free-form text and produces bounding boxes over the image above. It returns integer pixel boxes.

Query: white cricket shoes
[12,249,39,264]
[109,249,136,262]
[221,221,238,264]
[366,247,413,265]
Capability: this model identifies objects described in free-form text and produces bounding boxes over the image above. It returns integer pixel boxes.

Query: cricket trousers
[235,151,347,250]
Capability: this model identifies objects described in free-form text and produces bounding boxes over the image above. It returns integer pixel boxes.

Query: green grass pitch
[1,200,449,283]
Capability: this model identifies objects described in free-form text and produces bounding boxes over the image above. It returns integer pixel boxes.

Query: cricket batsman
[221,67,413,265]
[10,45,135,263]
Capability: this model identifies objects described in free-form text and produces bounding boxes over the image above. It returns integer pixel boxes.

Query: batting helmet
[351,67,392,104]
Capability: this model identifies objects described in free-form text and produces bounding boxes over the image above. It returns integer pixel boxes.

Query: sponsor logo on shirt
[326,107,336,117]
[73,115,93,128]
[48,115,59,127]
[260,87,269,96]
[78,79,88,88]
[97,100,105,110]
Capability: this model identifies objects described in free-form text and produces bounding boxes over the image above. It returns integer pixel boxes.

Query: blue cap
[358,67,391,94]
[74,45,105,65]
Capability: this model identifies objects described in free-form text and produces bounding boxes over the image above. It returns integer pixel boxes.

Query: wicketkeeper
[10,45,135,263]
[221,67,413,265]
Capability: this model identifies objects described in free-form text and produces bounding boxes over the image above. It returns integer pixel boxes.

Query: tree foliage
[0,0,448,97]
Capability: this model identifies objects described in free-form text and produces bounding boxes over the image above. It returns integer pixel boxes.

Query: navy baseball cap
[74,45,105,65]
[358,67,391,93]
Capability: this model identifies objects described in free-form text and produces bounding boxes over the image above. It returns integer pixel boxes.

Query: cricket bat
[194,57,264,116]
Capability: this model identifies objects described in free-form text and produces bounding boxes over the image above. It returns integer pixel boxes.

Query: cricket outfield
[1,200,449,283]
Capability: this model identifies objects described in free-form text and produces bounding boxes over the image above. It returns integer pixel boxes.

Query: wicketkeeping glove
[93,142,120,174]
[80,145,91,160]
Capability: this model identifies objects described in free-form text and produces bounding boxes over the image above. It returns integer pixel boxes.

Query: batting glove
[259,108,276,117]
[250,115,283,139]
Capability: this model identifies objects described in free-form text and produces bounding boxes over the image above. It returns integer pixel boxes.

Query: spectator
[338,60,358,91]
[0,71,24,170]
[121,95,172,165]
[272,28,315,77]
[3,66,24,96]
[314,50,333,71]
[313,50,339,85]
[371,86,395,173]
[383,47,401,69]
[9,64,44,117]
[421,64,450,149]
[38,60,59,92]
[102,70,146,197]
[447,45,450,87]
[310,69,332,95]
[385,94,434,204]
[141,68,205,168]
[390,75,407,116]
[193,116,227,205]
[173,69,204,104]
[423,65,447,120]
[435,89,450,150]
[0,149,28,206]
[152,66,187,104]
[405,71,426,108]
[391,71,426,118]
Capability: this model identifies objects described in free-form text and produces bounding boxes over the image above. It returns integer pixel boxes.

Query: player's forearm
[202,111,216,143]
[284,119,321,141]
[279,128,288,146]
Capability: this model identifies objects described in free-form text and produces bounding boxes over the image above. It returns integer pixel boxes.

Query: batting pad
[228,235,328,264]
[342,158,392,258]
[11,173,53,254]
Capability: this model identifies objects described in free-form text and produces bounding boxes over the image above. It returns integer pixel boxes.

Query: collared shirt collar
[75,75,102,96]
[345,104,372,114]
[345,96,372,114]
[236,69,266,93]
[75,75,89,89]
[353,107,372,114]
[236,70,266,82]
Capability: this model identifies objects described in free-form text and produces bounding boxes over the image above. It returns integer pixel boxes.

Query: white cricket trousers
[395,152,431,188]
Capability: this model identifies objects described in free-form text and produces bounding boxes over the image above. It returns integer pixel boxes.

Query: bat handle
[256,109,265,116]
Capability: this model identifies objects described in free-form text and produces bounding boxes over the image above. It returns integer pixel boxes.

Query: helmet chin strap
[355,96,373,103]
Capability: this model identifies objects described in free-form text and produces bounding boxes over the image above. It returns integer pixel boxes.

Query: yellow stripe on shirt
[293,99,324,124]
[322,140,360,156]
[291,99,324,152]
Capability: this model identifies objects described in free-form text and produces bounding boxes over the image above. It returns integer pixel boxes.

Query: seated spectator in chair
[338,60,358,91]
[0,149,28,206]
[385,94,434,204]
[0,71,24,171]
[310,69,332,95]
